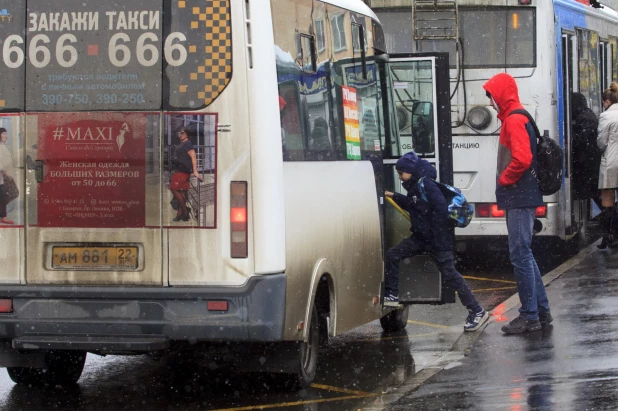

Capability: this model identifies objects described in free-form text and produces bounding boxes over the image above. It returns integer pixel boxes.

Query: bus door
[25,112,163,286]
[561,31,583,238]
[378,52,453,303]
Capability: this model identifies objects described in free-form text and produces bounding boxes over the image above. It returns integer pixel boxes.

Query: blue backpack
[417,177,474,228]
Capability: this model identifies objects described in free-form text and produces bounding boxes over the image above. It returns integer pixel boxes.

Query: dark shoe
[598,234,613,249]
[173,214,186,222]
[383,293,400,308]
[539,311,553,326]
[501,315,542,334]
[464,309,489,332]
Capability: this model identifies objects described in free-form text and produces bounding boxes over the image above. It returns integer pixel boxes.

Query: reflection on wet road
[0,238,588,411]
[386,246,618,411]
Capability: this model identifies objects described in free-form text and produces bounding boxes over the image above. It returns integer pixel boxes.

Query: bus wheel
[7,351,87,386]
[277,306,319,391]
[380,305,409,333]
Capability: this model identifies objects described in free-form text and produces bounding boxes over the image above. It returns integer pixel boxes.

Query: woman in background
[597,83,618,248]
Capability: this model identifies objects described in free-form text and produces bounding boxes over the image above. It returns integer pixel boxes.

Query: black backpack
[509,110,563,196]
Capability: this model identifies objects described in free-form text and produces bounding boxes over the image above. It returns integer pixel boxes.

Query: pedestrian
[596,83,618,249]
[571,92,601,203]
[384,151,489,332]
[0,127,16,225]
[483,73,552,334]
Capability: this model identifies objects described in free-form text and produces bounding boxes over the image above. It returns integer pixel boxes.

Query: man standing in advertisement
[170,127,202,222]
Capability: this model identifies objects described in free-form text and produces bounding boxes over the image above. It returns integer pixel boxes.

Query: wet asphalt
[0,234,597,411]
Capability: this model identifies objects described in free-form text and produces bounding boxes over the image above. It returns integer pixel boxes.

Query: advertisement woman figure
[170,127,202,221]
[0,128,15,224]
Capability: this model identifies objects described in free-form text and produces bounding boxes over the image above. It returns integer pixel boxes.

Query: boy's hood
[396,151,437,184]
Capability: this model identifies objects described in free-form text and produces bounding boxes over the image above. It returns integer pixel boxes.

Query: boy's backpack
[509,109,563,196]
[417,177,474,228]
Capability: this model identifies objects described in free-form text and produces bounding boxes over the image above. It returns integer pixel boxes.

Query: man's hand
[193,171,203,182]
[385,191,394,198]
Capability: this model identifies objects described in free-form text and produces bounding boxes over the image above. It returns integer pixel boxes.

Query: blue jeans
[506,208,550,320]
[385,236,481,312]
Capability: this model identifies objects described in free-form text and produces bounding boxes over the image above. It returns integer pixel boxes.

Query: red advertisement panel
[36,112,149,228]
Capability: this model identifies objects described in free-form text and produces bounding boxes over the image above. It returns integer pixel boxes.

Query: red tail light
[0,299,13,313]
[230,182,248,258]
[476,203,491,217]
[535,205,547,218]
[491,204,505,217]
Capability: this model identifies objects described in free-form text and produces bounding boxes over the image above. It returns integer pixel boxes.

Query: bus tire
[277,306,319,391]
[380,305,409,333]
[7,351,86,386]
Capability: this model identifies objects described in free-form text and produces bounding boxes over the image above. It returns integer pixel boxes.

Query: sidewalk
[369,240,618,410]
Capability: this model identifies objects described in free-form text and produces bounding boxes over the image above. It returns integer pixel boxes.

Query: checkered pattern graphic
[186,0,232,107]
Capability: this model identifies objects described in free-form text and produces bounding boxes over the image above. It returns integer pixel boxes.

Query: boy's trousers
[385,236,481,311]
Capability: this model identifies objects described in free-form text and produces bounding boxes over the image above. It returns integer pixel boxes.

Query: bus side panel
[282,161,383,341]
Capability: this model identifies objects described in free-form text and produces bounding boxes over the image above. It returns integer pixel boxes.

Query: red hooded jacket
[483,73,543,210]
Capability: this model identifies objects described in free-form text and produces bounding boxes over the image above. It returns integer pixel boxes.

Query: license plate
[51,246,139,270]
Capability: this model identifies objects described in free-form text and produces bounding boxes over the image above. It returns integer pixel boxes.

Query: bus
[375,0,618,245]
[0,0,453,389]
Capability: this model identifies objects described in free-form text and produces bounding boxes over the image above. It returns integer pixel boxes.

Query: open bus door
[561,32,584,239]
[378,52,455,304]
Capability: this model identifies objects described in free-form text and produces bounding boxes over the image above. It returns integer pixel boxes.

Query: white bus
[0,0,453,389]
[375,0,618,244]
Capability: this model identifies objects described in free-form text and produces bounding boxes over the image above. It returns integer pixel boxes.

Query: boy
[384,151,489,332]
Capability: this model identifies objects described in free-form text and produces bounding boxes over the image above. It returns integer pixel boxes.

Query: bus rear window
[414,8,536,68]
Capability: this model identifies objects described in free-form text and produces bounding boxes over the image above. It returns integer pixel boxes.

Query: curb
[359,238,602,410]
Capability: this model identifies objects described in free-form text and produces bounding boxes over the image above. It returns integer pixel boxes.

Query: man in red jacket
[483,73,552,334]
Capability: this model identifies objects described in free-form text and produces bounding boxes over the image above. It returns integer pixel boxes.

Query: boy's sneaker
[539,311,553,326]
[383,293,400,307]
[501,314,542,334]
[464,309,489,332]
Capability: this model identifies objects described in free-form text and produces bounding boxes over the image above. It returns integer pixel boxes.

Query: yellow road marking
[407,320,451,329]
[209,384,378,411]
[311,383,374,396]
[471,286,517,292]
[463,275,516,285]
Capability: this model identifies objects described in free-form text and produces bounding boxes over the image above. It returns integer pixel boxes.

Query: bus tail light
[491,204,505,218]
[476,203,491,217]
[0,299,12,313]
[230,182,248,258]
[535,205,547,218]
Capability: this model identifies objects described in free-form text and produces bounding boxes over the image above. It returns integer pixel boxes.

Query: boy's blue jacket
[392,152,452,251]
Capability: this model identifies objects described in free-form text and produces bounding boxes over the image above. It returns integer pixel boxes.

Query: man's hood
[483,73,522,120]
[571,92,588,118]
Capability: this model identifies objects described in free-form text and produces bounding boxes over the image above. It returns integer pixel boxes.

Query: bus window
[578,29,602,116]
[389,60,436,157]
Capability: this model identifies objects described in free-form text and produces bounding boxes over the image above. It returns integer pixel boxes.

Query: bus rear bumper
[0,274,286,359]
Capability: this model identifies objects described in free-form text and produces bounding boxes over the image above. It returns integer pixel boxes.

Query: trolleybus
[376,0,618,244]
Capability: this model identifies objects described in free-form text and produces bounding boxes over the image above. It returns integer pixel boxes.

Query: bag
[417,177,474,228]
[2,173,18,203]
[509,110,563,196]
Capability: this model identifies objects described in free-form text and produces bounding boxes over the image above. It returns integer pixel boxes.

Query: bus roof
[320,0,379,22]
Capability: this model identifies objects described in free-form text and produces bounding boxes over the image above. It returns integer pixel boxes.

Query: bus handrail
[385,196,411,223]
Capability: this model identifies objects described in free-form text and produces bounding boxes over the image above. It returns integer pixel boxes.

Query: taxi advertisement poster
[35,112,150,228]
[342,85,361,160]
